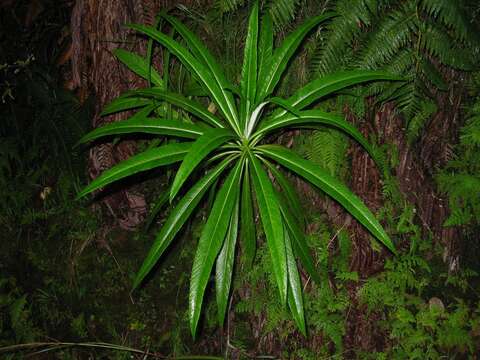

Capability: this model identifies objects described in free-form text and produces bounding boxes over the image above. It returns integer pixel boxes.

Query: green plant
[437,94,480,228]
[310,0,478,139]
[358,251,480,358]
[77,2,397,337]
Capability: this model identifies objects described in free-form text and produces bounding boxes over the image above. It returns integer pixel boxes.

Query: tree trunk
[343,75,465,352]
[70,0,192,230]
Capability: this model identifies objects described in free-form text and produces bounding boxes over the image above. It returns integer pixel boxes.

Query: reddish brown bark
[343,81,464,352]
[70,0,194,230]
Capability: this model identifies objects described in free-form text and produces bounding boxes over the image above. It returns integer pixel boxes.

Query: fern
[357,2,416,71]
[419,0,473,42]
[216,0,301,28]
[301,129,349,178]
[309,0,478,134]
[460,114,480,147]
[268,0,300,29]
[310,0,375,75]
[406,100,437,143]
[436,95,480,227]
[216,0,245,13]
[420,21,473,70]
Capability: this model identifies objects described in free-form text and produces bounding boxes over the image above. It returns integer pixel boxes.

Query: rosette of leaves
[77,2,397,337]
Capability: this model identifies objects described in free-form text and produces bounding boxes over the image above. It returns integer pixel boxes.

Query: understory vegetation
[1,0,480,359]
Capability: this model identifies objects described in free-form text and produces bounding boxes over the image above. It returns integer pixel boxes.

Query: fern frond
[419,57,447,90]
[268,0,299,29]
[304,129,348,177]
[386,77,421,120]
[420,0,471,42]
[406,100,437,143]
[438,173,480,202]
[460,115,480,147]
[216,0,245,13]
[357,2,416,70]
[443,206,472,227]
[420,22,473,70]
[310,0,374,75]
[384,48,415,75]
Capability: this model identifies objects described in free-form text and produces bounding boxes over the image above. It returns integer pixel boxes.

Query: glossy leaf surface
[133,157,234,289]
[240,164,256,268]
[170,129,235,201]
[77,117,204,144]
[114,49,163,87]
[189,162,242,337]
[285,230,306,335]
[77,143,191,199]
[215,198,239,327]
[259,145,396,253]
[250,154,287,304]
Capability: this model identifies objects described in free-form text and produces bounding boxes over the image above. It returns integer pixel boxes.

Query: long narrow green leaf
[285,229,306,336]
[170,128,235,201]
[189,161,243,337]
[255,110,378,164]
[240,161,256,268]
[113,49,163,87]
[76,143,192,199]
[129,104,157,120]
[257,13,273,100]
[240,1,259,128]
[263,160,305,226]
[133,156,235,289]
[249,153,287,304]
[145,15,162,88]
[264,158,318,282]
[161,14,239,127]
[128,88,223,128]
[257,13,335,101]
[270,71,403,120]
[128,24,240,135]
[278,195,320,284]
[77,117,204,144]
[101,96,151,116]
[259,145,395,253]
[215,191,239,327]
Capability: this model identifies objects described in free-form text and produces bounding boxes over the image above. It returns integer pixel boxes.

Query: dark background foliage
[1,0,479,358]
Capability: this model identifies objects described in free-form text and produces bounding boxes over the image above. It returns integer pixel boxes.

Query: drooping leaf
[278,195,320,284]
[101,96,151,116]
[76,143,192,199]
[263,160,305,226]
[170,128,235,201]
[285,229,306,335]
[215,191,239,326]
[133,156,235,289]
[271,71,403,120]
[127,88,224,127]
[161,14,239,127]
[114,48,163,87]
[259,145,396,253]
[256,110,379,164]
[189,161,242,337]
[249,153,287,304]
[77,117,204,145]
[128,24,240,134]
